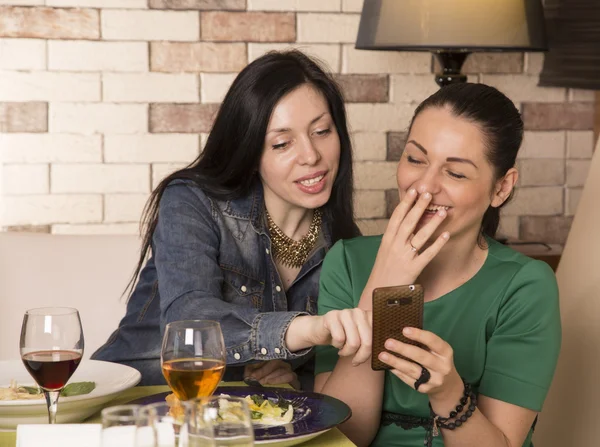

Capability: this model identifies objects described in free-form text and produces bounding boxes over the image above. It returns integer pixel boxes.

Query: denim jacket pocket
[305,295,318,315]
[222,267,264,309]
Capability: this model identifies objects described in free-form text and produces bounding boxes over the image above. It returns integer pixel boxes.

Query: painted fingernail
[437,209,446,217]
[442,232,450,240]
[408,188,416,196]
[423,192,431,199]
[379,353,389,361]
[385,340,394,349]
[403,327,413,335]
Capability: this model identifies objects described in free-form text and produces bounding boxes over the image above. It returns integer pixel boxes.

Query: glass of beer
[161,320,226,401]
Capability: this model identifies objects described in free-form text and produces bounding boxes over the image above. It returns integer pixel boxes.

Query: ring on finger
[414,366,431,391]
[409,242,418,252]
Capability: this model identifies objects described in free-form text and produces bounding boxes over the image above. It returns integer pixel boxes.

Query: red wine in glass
[20,307,84,424]
[22,350,82,391]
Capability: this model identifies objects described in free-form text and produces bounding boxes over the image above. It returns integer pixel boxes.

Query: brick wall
[0,0,596,245]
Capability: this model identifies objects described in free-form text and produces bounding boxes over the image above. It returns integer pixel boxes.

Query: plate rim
[128,385,351,442]
[0,359,141,407]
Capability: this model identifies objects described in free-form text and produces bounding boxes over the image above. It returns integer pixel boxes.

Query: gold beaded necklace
[266,208,322,268]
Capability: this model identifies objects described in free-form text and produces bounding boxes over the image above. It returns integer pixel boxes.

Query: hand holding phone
[371,284,427,371]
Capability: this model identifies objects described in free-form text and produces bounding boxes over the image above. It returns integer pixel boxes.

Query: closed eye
[407,155,424,164]
[314,128,331,136]
[448,171,466,179]
[272,141,289,150]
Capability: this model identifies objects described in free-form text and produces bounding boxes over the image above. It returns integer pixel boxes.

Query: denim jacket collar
[222,179,333,246]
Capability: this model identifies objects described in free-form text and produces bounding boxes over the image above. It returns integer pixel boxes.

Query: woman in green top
[313,83,561,447]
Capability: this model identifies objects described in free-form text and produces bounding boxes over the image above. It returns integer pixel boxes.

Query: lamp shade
[356,0,548,52]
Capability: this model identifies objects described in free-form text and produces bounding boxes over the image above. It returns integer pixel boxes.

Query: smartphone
[371,284,426,371]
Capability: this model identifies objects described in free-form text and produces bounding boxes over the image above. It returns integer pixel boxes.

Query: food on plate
[165,392,294,426]
[0,380,96,401]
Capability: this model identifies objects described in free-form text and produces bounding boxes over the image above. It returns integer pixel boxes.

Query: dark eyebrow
[267,112,328,135]
[406,140,478,168]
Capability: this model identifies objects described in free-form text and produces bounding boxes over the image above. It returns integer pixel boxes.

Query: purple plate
[128,386,351,443]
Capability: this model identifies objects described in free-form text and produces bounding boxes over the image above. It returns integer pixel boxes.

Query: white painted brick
[518,131,565,159]
[342,45,431,74]
[49,41,148,72]
[355,190,385,218]
[352,132,386,161]
[201,73,237,103]
[0,71,100,102]
[503,187,563,216]
[47,0,147,7]
[481,75,566,103]
[0,39,45,70]
[1,195,102,226]
[103,73,198,103]
[567,131,594,159]
[391,75,439,103]
[497,216,519,240]
[52,223,140,235]
[248,0,340,11]
[354,161,397,189]
[104,194,148,223]
[248,43,341,72]
[0,0,43,4]
[566,160,591,187]
[152,163,188,189]
[51,164,150,193]
[0,134,102,163]
[342,0,363,12]
[566,188,583,216]
[297,13,360,43]
[568,89,596,102]
[49,103,148,134]
[102,10,199,41]
[2,165,48,195]
[104,134,199,163]
[357,218,388,236]
[525,53,544,75]
[346,103,413,132]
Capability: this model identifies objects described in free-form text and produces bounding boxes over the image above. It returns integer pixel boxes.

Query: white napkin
[16,424,101,447]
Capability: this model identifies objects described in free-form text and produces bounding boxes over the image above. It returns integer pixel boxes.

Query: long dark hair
[408,83,524,242]
[128,50,358,294]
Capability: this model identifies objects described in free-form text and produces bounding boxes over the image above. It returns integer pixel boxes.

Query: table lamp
[355,0,548,87]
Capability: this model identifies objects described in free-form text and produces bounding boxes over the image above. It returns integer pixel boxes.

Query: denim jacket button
[241,285,247,292]
[274,347,281,355]
[260,348,267,355]
[265,248,270,254]
[275,286,281,292]
[234,353,241,360]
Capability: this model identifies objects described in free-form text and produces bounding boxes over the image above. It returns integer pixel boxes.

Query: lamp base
[433,51,470,87]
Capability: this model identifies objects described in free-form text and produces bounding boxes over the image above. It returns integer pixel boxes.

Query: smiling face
[259,83,341,214]
[397,106,512,245]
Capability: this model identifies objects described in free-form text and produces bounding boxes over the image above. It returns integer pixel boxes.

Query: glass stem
[44,390,60,424]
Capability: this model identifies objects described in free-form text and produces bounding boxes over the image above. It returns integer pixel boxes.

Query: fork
[243,377,306,407]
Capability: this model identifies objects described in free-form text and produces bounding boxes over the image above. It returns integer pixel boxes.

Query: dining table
[0,382,356,447]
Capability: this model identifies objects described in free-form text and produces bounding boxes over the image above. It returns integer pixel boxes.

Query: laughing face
[259,83,340,214]
[397,106,510,245]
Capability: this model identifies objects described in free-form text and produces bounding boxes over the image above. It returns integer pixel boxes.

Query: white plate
[0,359,141,429]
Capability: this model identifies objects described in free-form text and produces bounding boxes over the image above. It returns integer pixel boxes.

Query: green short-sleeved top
[315,235,561,447]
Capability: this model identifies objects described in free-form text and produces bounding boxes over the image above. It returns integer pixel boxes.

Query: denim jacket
[92,179,332,387]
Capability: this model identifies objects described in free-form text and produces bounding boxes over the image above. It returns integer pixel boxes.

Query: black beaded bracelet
[424,379,477,446]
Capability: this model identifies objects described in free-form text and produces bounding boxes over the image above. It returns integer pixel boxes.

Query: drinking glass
[101,404,150,447]
[192,396,254,447]
[139,402,192,447]
[161,321,226,401]
[19,307,84,424]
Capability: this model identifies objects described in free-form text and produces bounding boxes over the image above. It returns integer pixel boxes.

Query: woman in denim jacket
[92,50,367,388]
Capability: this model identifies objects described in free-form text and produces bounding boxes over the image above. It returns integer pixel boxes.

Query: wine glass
[20,307,84,424]
[192,396,254,447]
[161,320,226,401]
